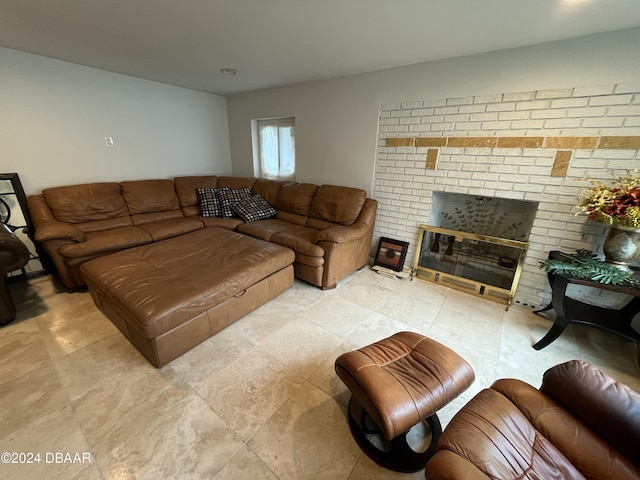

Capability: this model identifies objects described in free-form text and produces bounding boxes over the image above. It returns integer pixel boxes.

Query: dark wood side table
[533,250,640,367]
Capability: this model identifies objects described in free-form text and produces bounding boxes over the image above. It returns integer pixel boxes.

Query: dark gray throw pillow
[232,194,278,222]
[196,188,222,217]
[217,187,253,218]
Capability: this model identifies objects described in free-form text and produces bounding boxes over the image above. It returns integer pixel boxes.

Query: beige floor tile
[212,446,279,480]
[52,333,154,402]
[196,346,304,441]
[72,366,193,458]
[0,406,92,480]
[30,291,98,331]
[302,295,373,338]
[266,279,334,314]
[97,394,243,480]
[334,272,396,310]
[67,464,104,480]
[0,319,50,384]
[258,318,344,380]
[40,309,118,359]
[166,324,257,386]
[346,311,423,348]
[0,362,70,438]
[307,342,355,406]
[227,305,300,345]
[374,277,448,329]
[249,383,361,480]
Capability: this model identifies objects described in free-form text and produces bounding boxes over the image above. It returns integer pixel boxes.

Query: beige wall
[227,28,640,194]
[0,47,231,195]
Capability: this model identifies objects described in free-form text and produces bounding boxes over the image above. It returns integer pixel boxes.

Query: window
[255,117,295,179]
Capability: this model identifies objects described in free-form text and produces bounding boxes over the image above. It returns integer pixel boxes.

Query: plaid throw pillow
[232,194,277,222]
[217,187,252,218]
[196,188,222,217]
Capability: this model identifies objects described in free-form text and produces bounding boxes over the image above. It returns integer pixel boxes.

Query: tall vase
[602,224,640,271]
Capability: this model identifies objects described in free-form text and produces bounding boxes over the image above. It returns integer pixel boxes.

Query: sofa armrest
[27,193,85,242]
[312,224,369,244]
[34,222,86,243]
[540,360,640,468]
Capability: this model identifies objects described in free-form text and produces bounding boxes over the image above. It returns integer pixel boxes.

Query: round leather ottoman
[335,331,475,472]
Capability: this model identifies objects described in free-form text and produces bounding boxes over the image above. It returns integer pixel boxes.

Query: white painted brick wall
[373,83,640,308]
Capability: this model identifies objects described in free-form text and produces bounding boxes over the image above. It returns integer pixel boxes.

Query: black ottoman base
[347,396,442,473]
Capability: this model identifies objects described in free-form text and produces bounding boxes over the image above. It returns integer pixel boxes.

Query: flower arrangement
[577,170,640,229]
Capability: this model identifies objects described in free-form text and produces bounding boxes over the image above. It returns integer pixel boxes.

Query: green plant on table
[539,249,640,287]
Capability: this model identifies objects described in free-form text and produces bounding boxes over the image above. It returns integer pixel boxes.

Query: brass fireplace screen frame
[412,224,529,310]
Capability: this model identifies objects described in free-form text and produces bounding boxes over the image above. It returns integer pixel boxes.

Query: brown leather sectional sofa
[425,360,640,479]
[27,175,377,291]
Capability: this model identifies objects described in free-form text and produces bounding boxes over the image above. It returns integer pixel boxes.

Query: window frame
[253,116,296,180]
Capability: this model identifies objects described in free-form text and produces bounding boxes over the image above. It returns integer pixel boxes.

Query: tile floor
[2,268,639,480]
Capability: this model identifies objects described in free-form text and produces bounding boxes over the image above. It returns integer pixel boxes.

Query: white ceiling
[2,0,640,96]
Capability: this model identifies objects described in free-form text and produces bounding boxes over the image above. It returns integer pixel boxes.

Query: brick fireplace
[372,83,640,308]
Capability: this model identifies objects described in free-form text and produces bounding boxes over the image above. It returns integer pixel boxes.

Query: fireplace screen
[412,224,528,309]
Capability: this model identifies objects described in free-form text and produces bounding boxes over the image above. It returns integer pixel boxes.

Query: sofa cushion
[232,194,277,222]
[174,176,218,208]
[121,180,180,214]
[309,185,366,226]
[428,388,583,480]
[200,217,244,230]
[492,378,638,479]
[130,210,185,225]
[270,226,324,257]
[58,226,152,258]
[43,183,128,223]
[238,219,323,256]
[277,182,318,216]
[252,178,285,205]
[540,359,640,469]
[137,218,203,241]
[237,218,298,241]
[217,187,252,218]
[78,216,133,233]
[196,188,222,217]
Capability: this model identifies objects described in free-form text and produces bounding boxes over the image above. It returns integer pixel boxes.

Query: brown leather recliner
[0,223,29,325]
[425,360,640,479]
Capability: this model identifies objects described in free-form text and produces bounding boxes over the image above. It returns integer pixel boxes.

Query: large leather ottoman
[80,227,295,367]
[335,332,475,472]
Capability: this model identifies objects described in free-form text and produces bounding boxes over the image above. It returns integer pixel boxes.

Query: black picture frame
[374,237,409,272]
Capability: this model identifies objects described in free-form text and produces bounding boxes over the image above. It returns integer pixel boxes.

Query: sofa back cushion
[540,360,640,470]
[43,182,128,223]
[277,183,318,216]
[174,176,219,208]
[78,217,133,233]
[217,176,256,190]
[252,178,285,206]
[309,185,366,226]
[492,376,640,479]
[121,180,180,215]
